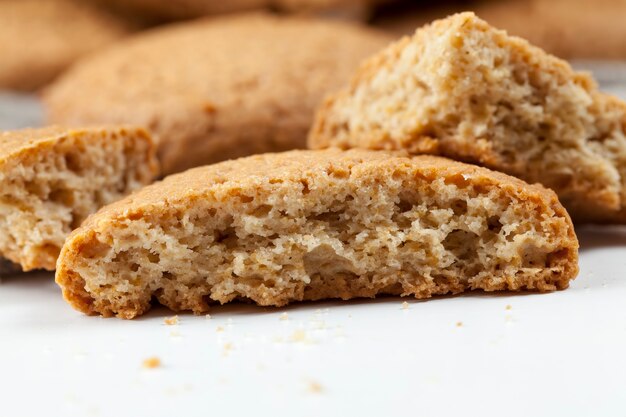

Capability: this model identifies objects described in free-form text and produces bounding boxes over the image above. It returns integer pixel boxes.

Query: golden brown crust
[56,149,578,319]
[0,0,133,91]
[310,12,626,223]
[43,13,392,175]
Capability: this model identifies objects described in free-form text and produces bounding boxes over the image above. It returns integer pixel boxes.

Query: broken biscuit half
[0,126,158,271]
[56,149,578,319]
[309,12,626,223]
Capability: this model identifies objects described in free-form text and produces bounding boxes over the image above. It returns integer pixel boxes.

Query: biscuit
[89,0,380,21]
[0,126,158,271]
[43,13,392,175]
[0,0,133,91]
[310,12,626,223]
[55,148,578,319]
[374,0,626,60]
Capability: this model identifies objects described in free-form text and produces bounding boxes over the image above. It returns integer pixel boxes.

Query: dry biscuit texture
[310,12,626,223]
[56,149,578,319]
[44,13,392,175]
[0,126,158,271]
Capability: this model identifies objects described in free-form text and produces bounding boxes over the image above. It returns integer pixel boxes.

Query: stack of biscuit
[4,3,626,318]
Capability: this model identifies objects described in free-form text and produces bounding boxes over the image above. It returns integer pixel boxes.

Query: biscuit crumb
[401,301,409,310]
[205,314,211,320]
[216,326,225,333]
[290,330,307,343]
[279,312,289,321]
[456,321,463,327]
[142,357,161,369]
[164,315,179,325]
[222,342,234,356]
[505,305,512,310]
[307,380,323,394]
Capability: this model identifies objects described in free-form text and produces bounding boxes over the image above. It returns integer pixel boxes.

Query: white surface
[1,227,626,417]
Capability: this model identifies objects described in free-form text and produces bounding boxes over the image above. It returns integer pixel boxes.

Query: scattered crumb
[456,321,463,327]
[169,330,182,338]
[216,326,225,333]
[290,329,307,343]
[307,380,323,394]
[312,320,326,330]
[401,301,409,310]
[164,316,179,325]
[222,342,234,356]
[142,357,161,369]
[279,312,289,321]
[205,314,211,320]
[505,305,512,311]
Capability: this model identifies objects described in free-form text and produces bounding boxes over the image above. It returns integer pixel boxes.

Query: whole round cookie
[0,0,133,91]
[373,0,626,60]
[44,14,392,174]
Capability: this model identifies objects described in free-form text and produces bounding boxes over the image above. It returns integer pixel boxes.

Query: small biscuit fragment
[43,13,392,175]
[0,0,133,91]
[0,126,158,271]
[56,149,578,319]
[309,12,626,223]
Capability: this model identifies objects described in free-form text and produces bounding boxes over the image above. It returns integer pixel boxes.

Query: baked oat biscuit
[0,0,133,91]
[310,12,626,223]
[43,13,392,175]
[56,149,578,319]
[476,0,626,60]
[0,126,158,271]
[88,0,383,21]
[374,0,626,60]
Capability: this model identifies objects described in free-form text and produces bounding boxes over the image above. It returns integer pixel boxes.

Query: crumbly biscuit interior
[65,166,575,318]
[312,13,626,219]
[0,130,154,271]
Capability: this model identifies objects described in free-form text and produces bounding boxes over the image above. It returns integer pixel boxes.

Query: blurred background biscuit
[0,0,137,91]
[43,13,392,174]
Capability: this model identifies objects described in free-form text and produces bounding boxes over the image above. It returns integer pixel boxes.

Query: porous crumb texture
[56,149,578,319]
[0,126,158,271]
[309,12,626,223]
[43,13,392,174]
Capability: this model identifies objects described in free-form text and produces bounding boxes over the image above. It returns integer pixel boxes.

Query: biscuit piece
[56,149,578,319]
[0,126,158,271]
[43,14,392,175]
[0,0,132,91]
[310,12,626,223]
